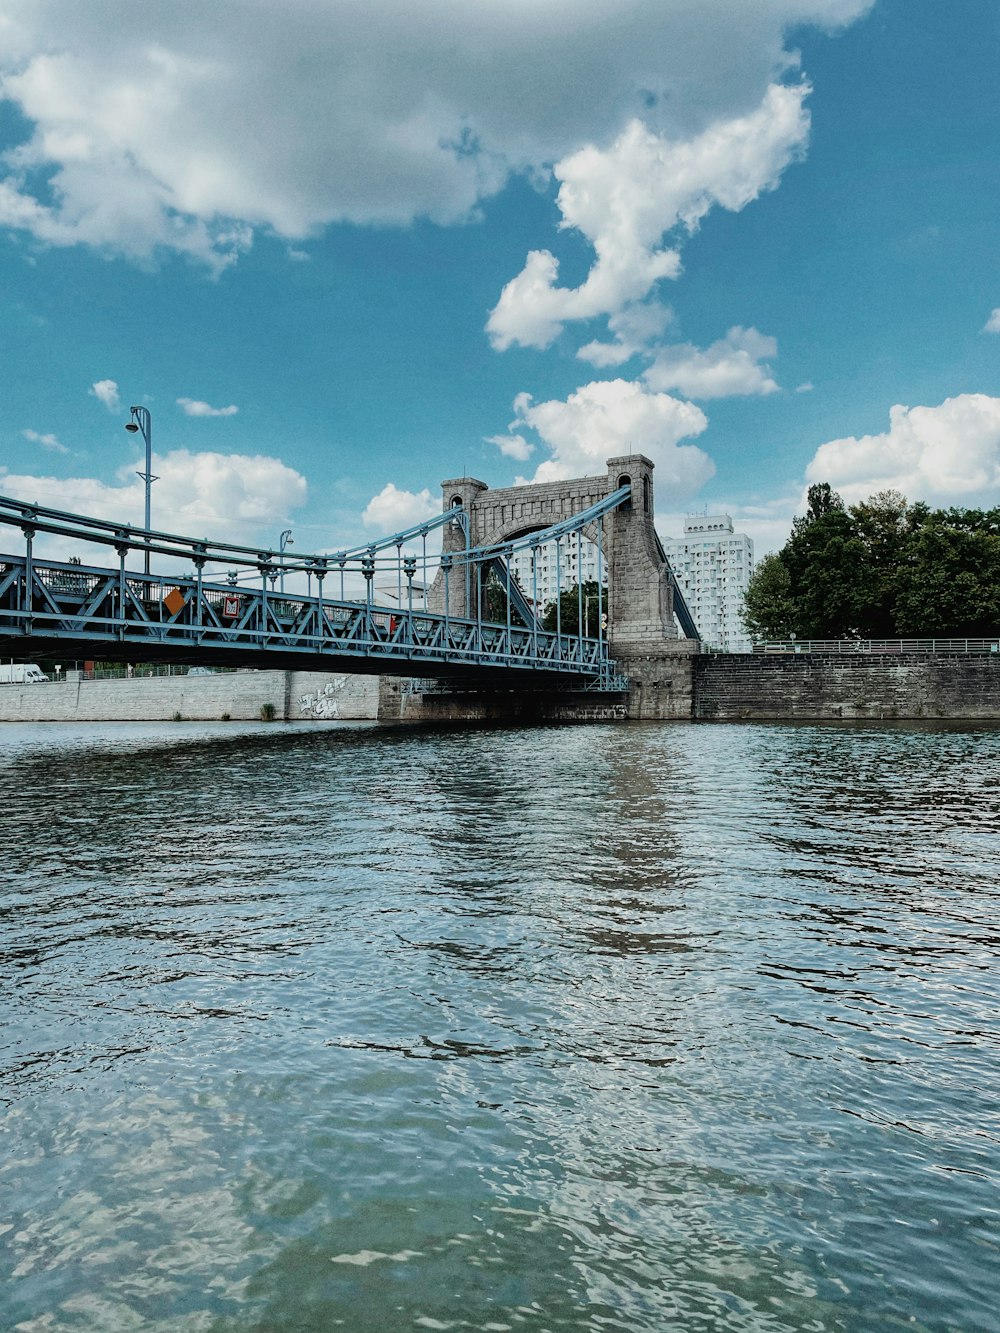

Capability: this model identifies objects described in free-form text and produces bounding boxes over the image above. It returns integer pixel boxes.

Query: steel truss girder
[0,485,635,686]
[0,555,617,683]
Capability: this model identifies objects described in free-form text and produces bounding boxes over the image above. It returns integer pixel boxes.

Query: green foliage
[741,553,794,641]
[260,702,277,721]
[482,569,527,627]
[743,485,1000,641]
[846,490,910,637]
[781,497,862,638]
[791,481,844,535]
[541,580,604,637]
[894,518,1000,636]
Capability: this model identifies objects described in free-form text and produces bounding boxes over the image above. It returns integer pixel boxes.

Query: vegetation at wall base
[260,702,277,722]
[742,484,1000,640]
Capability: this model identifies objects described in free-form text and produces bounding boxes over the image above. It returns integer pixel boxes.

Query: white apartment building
[508,536,604,610]
[661,515,754,653]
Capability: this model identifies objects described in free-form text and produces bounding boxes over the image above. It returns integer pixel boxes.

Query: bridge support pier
[614,643,698,719]
[604,455,679,649]
[428,454,686,650]
[428,476,488,619]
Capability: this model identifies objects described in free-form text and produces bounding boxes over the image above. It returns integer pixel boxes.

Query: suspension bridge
[0,454,697,692]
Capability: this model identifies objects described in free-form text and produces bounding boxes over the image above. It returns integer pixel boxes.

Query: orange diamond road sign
[163,587,186,616]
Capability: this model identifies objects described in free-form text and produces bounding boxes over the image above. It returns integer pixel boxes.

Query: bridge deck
[0,556,623,688]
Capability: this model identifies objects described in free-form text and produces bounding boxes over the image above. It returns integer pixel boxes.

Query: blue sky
[1,0,999,557]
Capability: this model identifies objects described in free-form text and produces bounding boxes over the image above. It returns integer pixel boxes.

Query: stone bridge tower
[432,454,683,648]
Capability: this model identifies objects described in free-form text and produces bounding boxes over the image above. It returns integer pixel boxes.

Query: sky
[1,0,999,561]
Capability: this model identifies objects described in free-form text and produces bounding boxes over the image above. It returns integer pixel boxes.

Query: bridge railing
[0,549,619,681]
[0,490,464,607]
[753,638,1000,654]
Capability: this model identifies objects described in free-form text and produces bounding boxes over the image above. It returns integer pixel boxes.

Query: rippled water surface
[2,719,999,1332]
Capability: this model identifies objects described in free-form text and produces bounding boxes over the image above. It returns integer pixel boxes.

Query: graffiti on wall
[298,678,350,718]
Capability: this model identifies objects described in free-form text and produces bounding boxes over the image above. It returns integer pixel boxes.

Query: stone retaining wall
[617,643,698,719]
[0,670,380,723]
[693,652,1000,720]
[7,653,1000,725]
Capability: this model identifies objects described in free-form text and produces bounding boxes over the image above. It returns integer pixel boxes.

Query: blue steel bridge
[0,454,697,689]
[0,483,640,691]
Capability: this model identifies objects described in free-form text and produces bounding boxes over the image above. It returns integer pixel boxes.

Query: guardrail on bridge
[753,638,1000,655]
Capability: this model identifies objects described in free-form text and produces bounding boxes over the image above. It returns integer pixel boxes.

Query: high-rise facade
[508,537,604,610]
[661,515,754,652]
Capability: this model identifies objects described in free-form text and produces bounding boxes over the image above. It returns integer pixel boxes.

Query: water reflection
[2,719,999,1332]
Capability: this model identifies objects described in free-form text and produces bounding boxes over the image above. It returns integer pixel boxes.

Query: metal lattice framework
[0,488,633,688]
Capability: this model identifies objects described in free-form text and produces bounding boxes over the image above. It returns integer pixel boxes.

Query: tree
[894,518,1000,636]
[541,580,604,636]
[847,489,910,637]
[781,487,864,638]
[790,481,844,536]
[752,483,1000,641]
[482,568,528,627]
[741,553,795,641]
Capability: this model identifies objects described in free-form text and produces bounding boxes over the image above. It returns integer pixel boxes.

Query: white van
[0,663,49,685]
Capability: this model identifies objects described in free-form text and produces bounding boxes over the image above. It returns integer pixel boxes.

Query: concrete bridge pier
[602,454,699,718]
[430,475,488,619]
[604,454,678,649]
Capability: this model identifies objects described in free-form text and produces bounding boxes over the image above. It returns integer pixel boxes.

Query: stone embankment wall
[693,652,1000,720]
[7,652,1000,724]
[0,670,380,723]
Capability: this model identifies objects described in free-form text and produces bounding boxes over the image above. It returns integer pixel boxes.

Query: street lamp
[279,529,293,593]
[124,406,158,574]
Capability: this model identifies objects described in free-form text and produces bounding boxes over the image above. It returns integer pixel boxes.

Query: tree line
[742,483,1000,641]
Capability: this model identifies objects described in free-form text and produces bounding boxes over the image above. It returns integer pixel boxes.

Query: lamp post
[279,529,293,594]
[124,406,157,575]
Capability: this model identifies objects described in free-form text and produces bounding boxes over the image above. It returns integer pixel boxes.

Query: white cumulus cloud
[578,301,674,367]
[805,394,1000,506]
[155,450,306,527]
[362,483,438,532]
[177,397,239,417]
[485,432,535,462]
[1,450,307,544]
[984,308,1000,334]
[507,378,713,495]
[22,427,68,453]
[89,378,120,411]
[644,326,779,399]
[0,1,869,267]
[487,82,811,351]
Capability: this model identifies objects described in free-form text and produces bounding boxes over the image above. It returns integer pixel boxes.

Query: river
[2,719,998,1332]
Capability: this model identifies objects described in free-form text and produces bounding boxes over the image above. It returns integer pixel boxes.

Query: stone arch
[430,455,680,645]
